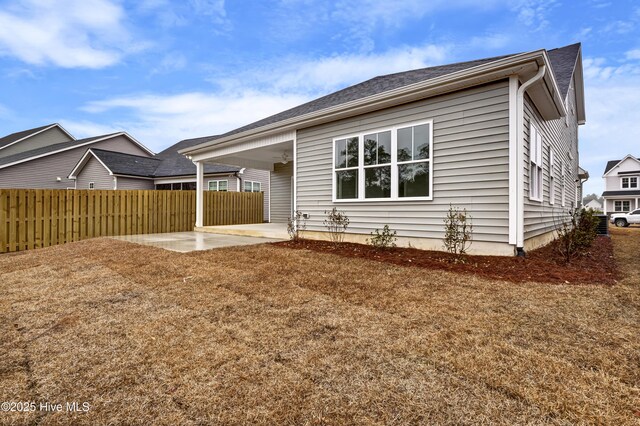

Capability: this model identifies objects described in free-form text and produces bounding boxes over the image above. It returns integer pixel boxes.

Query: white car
[610,209,640,227]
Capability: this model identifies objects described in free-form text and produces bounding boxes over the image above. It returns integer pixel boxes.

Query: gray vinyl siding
[0,135,151,189]
[270,162,293,223]
[0,127,73,158]
[116,176,155,190]
[76,157,114,189]
[241,168,270,222]
[523,75,580,240]
[296,81,510,243]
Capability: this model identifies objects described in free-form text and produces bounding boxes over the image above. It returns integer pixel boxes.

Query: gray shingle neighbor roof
[90,149,162,177]
[0,123,59,150]
[0,133,119,168]
[153,137,241,177]
[604,157,640,174]
[185,43,581,149]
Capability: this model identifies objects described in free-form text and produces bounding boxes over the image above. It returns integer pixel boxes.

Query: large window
[622,176,638,189]
[243,180,262,193]
[529,123,543,202]
[614,200,631,212]
[208,180,228,192]
[333,120,432,201]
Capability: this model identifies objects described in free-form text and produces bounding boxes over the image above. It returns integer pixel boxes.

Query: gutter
[516,64,547,255]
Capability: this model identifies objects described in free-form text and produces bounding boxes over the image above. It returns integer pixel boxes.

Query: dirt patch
[273,235,619,285]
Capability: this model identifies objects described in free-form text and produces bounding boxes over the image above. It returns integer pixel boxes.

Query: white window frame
[614,200,631,212]
[561,160,566,207]
[528,123,543,202]
[243,180,262,192]
[621,176,639,189]
[89,182,95,190]
[549,148,555,205]
[332,119,434,202]
[208,179,228,192]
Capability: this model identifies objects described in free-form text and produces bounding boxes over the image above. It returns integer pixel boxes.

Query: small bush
[443,205,473,258]
[287,210,307,241]
[554,208,599,263]
[368,225,397,250]
[323,207,349,244]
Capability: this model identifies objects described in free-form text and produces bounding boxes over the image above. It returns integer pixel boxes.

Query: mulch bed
[273,236,619,285]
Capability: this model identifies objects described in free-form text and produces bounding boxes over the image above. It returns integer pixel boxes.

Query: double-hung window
[208,180,228,192]
[529,123,543,202]
[614,200,631,212]
[549,148,555,205]
[244,180,261,192]
[333,120,432,201]
[561,160,566,207]
[622,176,638,189]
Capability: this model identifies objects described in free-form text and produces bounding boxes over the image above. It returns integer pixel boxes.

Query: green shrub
[368,225,397,250]
[323,207,349,244]
[287,210,307,241]
[554,208,599,263]
[443,205,473,257]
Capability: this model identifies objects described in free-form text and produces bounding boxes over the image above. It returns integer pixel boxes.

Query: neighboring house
[181,43,587,256]
[68,137,270,221]
[602,155,640,214]
[0,125,154,189]
[584,199,603,211]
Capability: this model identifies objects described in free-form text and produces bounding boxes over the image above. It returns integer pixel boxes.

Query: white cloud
[579,57,640,195]
[76,91,310,151]
[0,0,136,68]
[77,44,452,150]
[508,0,558,31]
[625,49,640,60]
[218,44,450,95]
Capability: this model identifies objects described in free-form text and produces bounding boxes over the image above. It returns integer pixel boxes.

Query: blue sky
[0,0,639,195]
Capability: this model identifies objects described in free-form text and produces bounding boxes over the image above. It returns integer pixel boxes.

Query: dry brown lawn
[0,228,638,425]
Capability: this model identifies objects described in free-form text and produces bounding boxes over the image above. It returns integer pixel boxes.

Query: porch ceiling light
[281,152,289,164]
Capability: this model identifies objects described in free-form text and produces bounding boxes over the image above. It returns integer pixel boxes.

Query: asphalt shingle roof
[0,134,118,168]
[0,124,58,150]
[153,137,241,177]
[185,44,582,150]
[546,43,581,100]
[90,149,162,177]
[602,190,640,197]
[604,158,640,174]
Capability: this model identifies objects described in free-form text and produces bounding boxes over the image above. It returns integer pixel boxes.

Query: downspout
[516,64,546,256]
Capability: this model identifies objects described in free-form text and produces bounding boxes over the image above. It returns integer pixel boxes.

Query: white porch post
[195,160,204,228]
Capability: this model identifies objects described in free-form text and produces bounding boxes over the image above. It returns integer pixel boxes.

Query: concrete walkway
[195,223,289,239]
[111,231,284,253]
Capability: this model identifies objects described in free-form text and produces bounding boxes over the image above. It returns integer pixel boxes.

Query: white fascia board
[602,154,640,177]
[120,131,155,156]
[0,133,128,170]
[67,149,113,179]
[181,51,550,156]
[0,123,75,152]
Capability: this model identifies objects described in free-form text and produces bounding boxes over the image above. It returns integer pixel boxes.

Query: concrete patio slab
[195,223,289,239]
[111,231,284,253]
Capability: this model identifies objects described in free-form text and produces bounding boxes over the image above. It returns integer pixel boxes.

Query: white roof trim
[68,148,114,179]
[182,49,568,157]
[0,132,153,170]
[0,123,76,152]
[602,154,640,177]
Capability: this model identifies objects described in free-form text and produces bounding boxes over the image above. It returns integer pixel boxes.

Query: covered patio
[184,130,296,229]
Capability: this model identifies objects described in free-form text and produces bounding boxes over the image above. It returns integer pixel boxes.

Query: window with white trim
[529,123,543,201]
[333,120,432,201]
[89,182,95,189]
[621,176,638,189]
[561,160,566,207]
[549,147,555,205]
[243,180,261,192]
[614,200,631,212]
[208,180,228,192]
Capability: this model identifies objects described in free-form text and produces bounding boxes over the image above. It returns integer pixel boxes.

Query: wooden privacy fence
[0,189,264,253]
